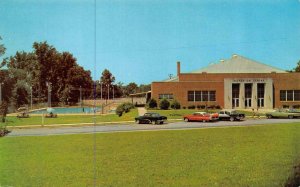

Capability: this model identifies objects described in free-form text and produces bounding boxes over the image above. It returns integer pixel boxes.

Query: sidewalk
[137,107,147,116]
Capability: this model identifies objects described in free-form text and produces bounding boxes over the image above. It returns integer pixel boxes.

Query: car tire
[230,117,234,122]
[135,120,140,124]
[152,120,156,125]
[184,118,189,122]
[288,115,294,119]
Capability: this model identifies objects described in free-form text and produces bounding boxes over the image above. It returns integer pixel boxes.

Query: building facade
[151,55,300,109]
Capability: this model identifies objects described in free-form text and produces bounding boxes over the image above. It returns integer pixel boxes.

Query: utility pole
[80,86,82,107]
[30,86,33,110]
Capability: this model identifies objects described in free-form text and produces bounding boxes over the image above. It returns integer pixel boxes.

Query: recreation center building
[151,54,300,109]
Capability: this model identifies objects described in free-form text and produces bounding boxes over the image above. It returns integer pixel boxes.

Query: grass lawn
[148,109,255,120]
[1,123,300,186]
[3,109,138,126]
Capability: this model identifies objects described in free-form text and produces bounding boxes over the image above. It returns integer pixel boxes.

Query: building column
[252,83,258,109]
[224,79,232,109]
[239,83,245,109]
[264,79,273,109]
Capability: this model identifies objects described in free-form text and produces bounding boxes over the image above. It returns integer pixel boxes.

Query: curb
[6,121,135,129]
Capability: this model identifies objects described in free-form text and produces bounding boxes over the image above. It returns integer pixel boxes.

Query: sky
[1,0,300,84]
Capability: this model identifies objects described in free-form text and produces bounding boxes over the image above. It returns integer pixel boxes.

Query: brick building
[151,55,300,109]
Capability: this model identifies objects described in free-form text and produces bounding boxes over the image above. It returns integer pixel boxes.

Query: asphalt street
[6,118,300,137]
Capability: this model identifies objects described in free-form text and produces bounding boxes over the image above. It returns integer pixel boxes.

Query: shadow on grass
[285,163,300,187]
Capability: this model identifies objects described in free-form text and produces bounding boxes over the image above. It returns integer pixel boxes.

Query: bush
[0,126,9,137]
[293,105,300,109]
[282,105,289,108]
[182,106,186,109]
[147,99,157,109]
[216,105,221,109]
[170,100,181,109]
[115,102,135,117]
[196,105,201,109]
[188,105,196,109]
[159,99,170,110]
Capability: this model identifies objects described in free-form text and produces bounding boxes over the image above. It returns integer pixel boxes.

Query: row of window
[159,94,174,99]
[280,90,300,101]
[188,90,216,102]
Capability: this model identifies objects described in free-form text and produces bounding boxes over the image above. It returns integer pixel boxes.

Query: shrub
[188,105,195,109]
[170,100,181,109]
[293,105,300,109]
[215,105,221,109]
[115,102,135,117]
[0,126,9,137]
[200,105,206,109]
[282,105,289,108]
[196,105,201,109]
[182,106,186,109]
[159,99,170,110]
[147,99,157,109]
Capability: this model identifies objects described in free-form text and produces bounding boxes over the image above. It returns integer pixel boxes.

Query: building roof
[190,54,286,74]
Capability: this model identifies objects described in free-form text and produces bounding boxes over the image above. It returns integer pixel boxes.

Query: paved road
[6,118,300,137]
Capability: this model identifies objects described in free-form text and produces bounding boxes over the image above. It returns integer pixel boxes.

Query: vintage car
[135,112,167,124]
[218,110,245,121]
[183,112,219,122]
[265,109,300,119]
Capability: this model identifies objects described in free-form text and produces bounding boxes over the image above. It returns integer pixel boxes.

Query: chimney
[177,61,181,76]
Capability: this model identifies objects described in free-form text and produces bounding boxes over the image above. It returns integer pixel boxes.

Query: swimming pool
[29,107,101,114]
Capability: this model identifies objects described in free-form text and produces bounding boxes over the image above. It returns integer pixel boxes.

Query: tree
[100,69,115,99]
[123,82,138,96]
[0,36,5,58]
[294,60,300,72]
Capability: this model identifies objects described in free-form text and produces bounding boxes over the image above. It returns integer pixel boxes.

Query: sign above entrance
[232,78,268,83]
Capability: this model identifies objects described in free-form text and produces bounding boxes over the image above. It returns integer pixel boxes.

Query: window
[188,91,194,101]
[287,90,293,101]
[195,91,201,101]
[280,90,286,101]
[209,91,216,101]
[294,90,300,101]
[159,94,173,99]
[187,90,216,102]
[232,84,240,98]
[202,91,208,101]
[257,83,265,98]
[280,90,300,101]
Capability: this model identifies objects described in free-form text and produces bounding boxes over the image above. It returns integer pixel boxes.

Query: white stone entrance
[224,78,273,109]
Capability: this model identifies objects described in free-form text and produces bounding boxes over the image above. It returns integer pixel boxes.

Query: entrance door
[245,98,252,108]
[258,98,264,108]
[232,98,239,108]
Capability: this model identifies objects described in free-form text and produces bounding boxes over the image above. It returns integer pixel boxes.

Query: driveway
[6,118,300,137]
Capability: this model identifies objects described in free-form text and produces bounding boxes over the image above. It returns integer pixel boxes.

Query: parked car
[265,109,300,119]
[218,110,245,121]
[135,112,167,124]
[183,112,219,122]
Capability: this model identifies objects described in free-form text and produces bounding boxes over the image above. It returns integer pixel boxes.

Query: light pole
[0,82,3,105]
[46,82,52,108]
[100,82,103,100]
[112,84,114,100]
[30,86,33,110]
[80,86,82,107]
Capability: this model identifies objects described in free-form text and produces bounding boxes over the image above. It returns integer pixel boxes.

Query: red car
[183,112,219,122]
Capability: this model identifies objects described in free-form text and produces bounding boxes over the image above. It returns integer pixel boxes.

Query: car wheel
[152,120,156,125]
[184,118,189,122]
[266,115,272,119]
[230,117,234,122]
[135,120,140,124]
[288,115,294,119]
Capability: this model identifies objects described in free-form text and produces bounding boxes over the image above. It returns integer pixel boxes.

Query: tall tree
[100,69,115,99]
[123,82,138,96]
[0,36,5,58]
